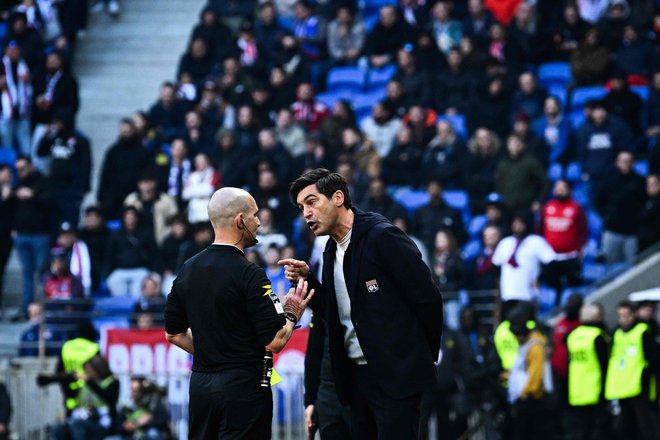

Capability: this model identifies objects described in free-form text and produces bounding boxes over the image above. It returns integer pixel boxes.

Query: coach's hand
[283,279,314,323]
[278,258,310,283]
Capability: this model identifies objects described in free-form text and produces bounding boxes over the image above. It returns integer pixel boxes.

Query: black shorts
[188,370,272,440]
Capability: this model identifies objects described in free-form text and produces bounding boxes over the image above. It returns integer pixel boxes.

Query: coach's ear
[333,190,345,208]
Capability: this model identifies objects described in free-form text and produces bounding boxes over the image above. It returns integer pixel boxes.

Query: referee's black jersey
[165,244,286,373]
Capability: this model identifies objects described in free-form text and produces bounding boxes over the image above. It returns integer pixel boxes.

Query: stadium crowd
[0,0,659,439]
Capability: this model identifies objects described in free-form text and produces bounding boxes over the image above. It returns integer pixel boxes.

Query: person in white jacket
[182,152,220,223]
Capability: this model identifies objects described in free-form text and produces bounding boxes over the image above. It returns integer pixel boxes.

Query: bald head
[208,187,255,229]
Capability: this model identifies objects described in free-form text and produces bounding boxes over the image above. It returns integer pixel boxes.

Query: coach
[279,169,443,439]
[165,187,313,439]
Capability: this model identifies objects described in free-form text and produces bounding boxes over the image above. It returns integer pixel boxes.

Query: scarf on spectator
[1,55,32,119]
[44,69,63,102]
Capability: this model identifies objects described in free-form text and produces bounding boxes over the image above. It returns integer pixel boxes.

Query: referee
[165,187,314,439]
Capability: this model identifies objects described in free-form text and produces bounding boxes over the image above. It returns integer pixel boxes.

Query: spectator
[326,5,364,66]
[637,174,660,253]
[431,229,464,292]
[486,22,522,81]
[507,309,553,440]
[292,0,326,63]
[98,118,152,219]
[359,177,407,221]
[532,96,573,164]
[570,27,610,86]
[511,72,547,123]
[362,5,416,68]
[495,133,549,212]
[382,126,423,186]
[392,215,429,265]
[414,180,466,255]
[465,127,502,213]
[512,111,550,166]
[319,100,356,156]
[614,24,654,80]
[596,150,646,265]
[182,152,219,224]
[148,82,187,141]
[19,302,65,357]
[393,47,430,108]
[182,110,214,157]
[565,302,610,440]
[646,71,660,157]
[177,38,216,87]
[541,180,588,305]
[0,40,32,156]
[545,3,588,62]
[248,128,293,186]
[602,73,643,136]
[131,273,166,328]
[105,206,159,298]
[54,222,92,297]
[290,82,330,133]
[604,301,660,440]
[298,132,334,172]
[43,247,83,300]
[7,12,43,79]
[428,1,462,55]
[0,165,15,312]
[492,211,556,308]
[31,49,78,142]
[36,110,91,224]
[550,294,583,406]
[360,101,402,158]
[195,80,235,135]
[124,170,178,246]
[268,65,297,111]
[175,221,213,269]
[254,207,288,255]
[12,156,54,320]
[77,207,109,294]
[254,2,286,69]
[463,0,495,46]
[421,119,467,188]
[276,107,306,158]
[113,377,169,440]
[484,192,510,234]
[156,138,191,212]
[211,129,246,188]
[576,101,632,194]
[160,214,188,287]
[508,2,539,64]
[235,22,267,80]
[597,0,630,48]
[252,168,295,235]
[467,75,511,139]
[403,105,436,148]
[190,7,235,61]
[382,79,409,118]
[433,48,475,114]
[470,224,502,290]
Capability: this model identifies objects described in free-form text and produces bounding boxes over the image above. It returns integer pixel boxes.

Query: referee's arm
[166,329,194,354]
[164,282,194,354]
[263,281,315,353]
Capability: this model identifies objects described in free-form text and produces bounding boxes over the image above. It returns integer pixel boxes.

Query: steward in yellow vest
[565,303,611,440]
[604,301,660,440]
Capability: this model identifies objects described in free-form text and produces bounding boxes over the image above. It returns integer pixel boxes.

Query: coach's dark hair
[289,168,352,209]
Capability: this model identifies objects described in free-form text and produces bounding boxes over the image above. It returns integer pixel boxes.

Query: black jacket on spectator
[98,137,152,219]
[602,88,644,136]
[105,228,159,274]
[615,37,654,78]
[465,151,502,213]
[177,51,217,86]
[467,87,511,140]
[160,234,187,273]
[78,226,109,292]
[32,69,79,125]
[433,68,475,113]
[637,194,660,252]
[307,209,443,404]
[191,11,236,60]
[212,142,247,189]
[432,251,464,293]
[595,170,646,236]
[8,24,44,76]
[382,142,423,186]
[208,0,257,18]
[576,117,632,181]
[148,100,188,140]
[363,19,416,60]
[421,137,467,188]
[12,170,54,234]
[36,129,91,192]
[414,199,466,253]
[359,194,407,223]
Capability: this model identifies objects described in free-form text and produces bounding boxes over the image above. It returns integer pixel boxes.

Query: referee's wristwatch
[285,312,298,324]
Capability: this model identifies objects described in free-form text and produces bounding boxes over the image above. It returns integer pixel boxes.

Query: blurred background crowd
[0,0,658,439]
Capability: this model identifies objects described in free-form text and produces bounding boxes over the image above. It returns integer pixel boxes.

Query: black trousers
[541,258,582,306]
[349,365,422,440]
[188,371,272,440]
[617,396,660,440]
[0,234,12,310]
[565,403,612,440]
[511,398,552,440]
[316,380,352,439]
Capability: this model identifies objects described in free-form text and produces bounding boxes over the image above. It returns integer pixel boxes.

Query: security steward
[165,187,314,440]
[604,300,660,440]
[565,303,610,440]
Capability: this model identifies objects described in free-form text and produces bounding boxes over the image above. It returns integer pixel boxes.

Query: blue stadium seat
[559,286,593,306]
[570,86,607,111]
[106,220,122,231]
[582,262,607,282]
[468,215,488,238]
[437,114,467,139]
[537,285,557,315]
[633,160,649,176]
[353,88,387,115]
[538,62,572,88]
[277,16,295,32]
[587,210,603,239]
[582,237,600,262]
[363,13,380,31]
[444,190,470,224]
[565,162,582,182]
[548,163,564,181]
[0,147,16,166]
[365,64,397,90]
[316,89,353,108]
[572,183,589,207]
[461,239,482,261]
[568,110,586,129]
[326,66,367,92]
[94,296,136,315]
[392,187,429,213]
[631,86,649,102]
